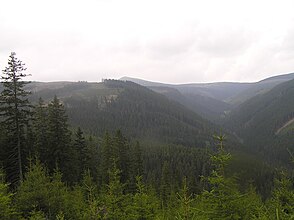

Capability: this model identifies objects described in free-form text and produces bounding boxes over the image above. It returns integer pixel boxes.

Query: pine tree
[0,52,32,183]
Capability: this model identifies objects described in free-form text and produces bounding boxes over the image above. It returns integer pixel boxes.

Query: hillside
[227,72,294,105]
[149,86,231,121]
[225,79,294,163]
[122,73,294,105]
[29,80,219,147]
[121,73,294,122]
[121,76,252,101]
[121,77,241,121]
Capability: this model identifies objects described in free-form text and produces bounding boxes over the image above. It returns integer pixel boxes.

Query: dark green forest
[1,53,294,219]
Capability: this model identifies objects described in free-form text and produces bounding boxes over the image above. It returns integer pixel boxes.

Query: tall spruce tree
[47,96,74,182]
[0,124,6,166]
[0,52,32,183]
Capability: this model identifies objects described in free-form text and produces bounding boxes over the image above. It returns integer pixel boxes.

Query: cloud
[1,0,294,83]
[279,27,294,58]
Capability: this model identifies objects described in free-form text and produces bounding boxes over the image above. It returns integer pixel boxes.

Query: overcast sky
[1,0,294,83]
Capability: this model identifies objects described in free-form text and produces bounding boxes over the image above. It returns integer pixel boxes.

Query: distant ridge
[120,76,171,87]
[120,72,294,105]
[121,72,294,85]
[120,76,252,101]
[228,72,294,105]
[258,72,294,83]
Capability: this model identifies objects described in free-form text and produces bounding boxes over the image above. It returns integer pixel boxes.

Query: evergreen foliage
[102,161,128,219]
[4,130,292,220]
[0,52,32,183]
[127,176,159,220]
[0,169,18,219]
[74,127,89,180]
[225,79,294,165]
[32,98,48,161]
[268,172,294,219]
[176,177,195,220]
[47,96,74,178]
[1,61,294,219]
[194,134,265,219]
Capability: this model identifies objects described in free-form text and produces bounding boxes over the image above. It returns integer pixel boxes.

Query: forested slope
[227,72,294,105]
[1,52,294,219]
[149,86,232,121]
[225,79,294,163]
[121,73,294,122]
[29,80,219,147]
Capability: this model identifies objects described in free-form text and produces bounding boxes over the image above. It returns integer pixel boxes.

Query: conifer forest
[0,53,294,220]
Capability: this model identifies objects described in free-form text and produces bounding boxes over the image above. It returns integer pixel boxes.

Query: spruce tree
[100,131,113,185]
[133,141,143,177]
[16,159,51,218]
[269,172,294,219]
[176,177,195,220]
[195,134,264,219]
[103,161,127,219]
[47,96,74,182]
[128,175,159,219]
[74,127,89,179]
[0,124,6,166]
[0,169,18,219]
[128,141,143,193]
[114,130,130,184]
[0,52,32,183]
[160,161,171,207]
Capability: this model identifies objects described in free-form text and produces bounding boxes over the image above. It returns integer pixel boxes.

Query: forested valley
[1,53,294,220]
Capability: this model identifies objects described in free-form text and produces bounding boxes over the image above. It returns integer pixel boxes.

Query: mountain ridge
[121,72,294,86]
[26,79,225,148]
[120,73,294,121]
[224,78,294,164]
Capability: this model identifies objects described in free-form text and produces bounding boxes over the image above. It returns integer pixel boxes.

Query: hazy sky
[1,0,294,83]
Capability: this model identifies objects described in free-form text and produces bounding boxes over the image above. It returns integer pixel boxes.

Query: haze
[1,0,294,83]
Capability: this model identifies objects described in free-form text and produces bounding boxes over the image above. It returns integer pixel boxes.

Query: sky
[0,0,294,84]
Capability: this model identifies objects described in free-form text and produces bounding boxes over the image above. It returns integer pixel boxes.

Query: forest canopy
[0,53,294,219]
